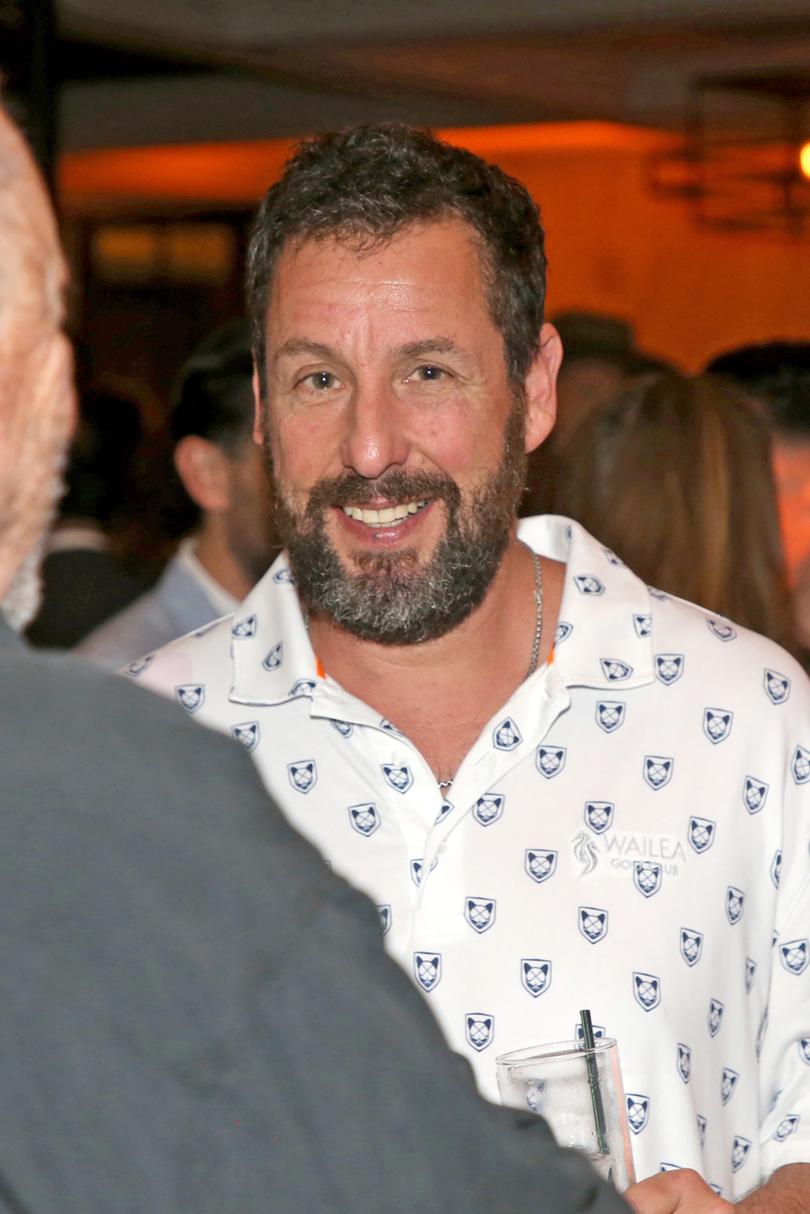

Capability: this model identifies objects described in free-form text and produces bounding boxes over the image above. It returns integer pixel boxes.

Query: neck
[192,521,254,601]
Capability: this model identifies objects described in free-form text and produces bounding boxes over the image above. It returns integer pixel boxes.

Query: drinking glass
[496,1038,635,1191]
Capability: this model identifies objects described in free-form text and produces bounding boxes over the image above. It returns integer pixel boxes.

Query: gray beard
[270,401,527,646]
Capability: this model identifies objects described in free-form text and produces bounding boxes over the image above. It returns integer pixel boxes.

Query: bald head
[0,106,75,628]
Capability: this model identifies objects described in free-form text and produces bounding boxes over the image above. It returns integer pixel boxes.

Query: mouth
[340,499,429,528]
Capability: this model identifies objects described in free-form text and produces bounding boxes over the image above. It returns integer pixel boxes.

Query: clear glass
[496,1037,636,1191]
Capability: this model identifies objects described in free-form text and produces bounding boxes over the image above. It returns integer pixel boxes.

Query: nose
[340,379,410,480]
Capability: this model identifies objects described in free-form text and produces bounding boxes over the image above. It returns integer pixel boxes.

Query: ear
[173,435,231,514]
[252,363,265,447]
[523,323,563,454]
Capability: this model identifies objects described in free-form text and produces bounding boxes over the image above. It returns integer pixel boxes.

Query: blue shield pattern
[231,721,259,751]
[525,849,557,884]
[578,906,608,943]
[379,718,404,735]
[574,574,605,595]
[287,760,317,794]
[731,1137,751,1173]
[555,621,573,644]
[602,546,624,566]
[689,816,716,854]
[435,799,453,825]
[743,775,769,813]
[792,745,810,785]
[708,998,724,1037]
[584,801,614,834]
[764,669,790,705]
[575,1022,605,1043]
[697,1114,707,1146]
[600,658,633,682]
[659,1164,681,1172]
[626,1094,650,1134]
[377,904,391,935]
[677,1044,691,1083]
[124,653,153,677]
[493,717,522,751]
[680,929,703,967]
[644,755,673,791]
[381,763,414,794]
[330,718,353,737]
[780,939,809,975]
[536,746,566,779]
[231,614,257,638]
[348,802,380,837]
[465,1013,494,1052]
[634,613,652,638]
[634,861,662,898]
[707,618,737,642]
[726,886,745,924]
[413,952,441,992]
[745,957,757,992]
[648,586,669,601]
[521,958,552,997]
[633,972,661,1012]
[771,850,782,888]
[465,897,496,934]
[596,701,626,733]
[272,567,295,584]
[410,859,424,886]
[472,794,505,827]
[261,641,283,670]
[703,707,733,744]
[655,654,684,685]
[773,1116,800,1142]
[800,1039,810,1065]
[721,1068,739,1104]
[288,678,316,697]
[175,683,204,713]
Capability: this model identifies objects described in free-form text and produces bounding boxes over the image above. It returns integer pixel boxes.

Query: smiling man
[135,126,810,1212]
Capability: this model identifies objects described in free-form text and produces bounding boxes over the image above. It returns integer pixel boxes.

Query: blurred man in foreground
[0,106,629,1214]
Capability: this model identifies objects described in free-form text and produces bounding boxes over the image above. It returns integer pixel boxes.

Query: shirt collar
[176,537,240,618]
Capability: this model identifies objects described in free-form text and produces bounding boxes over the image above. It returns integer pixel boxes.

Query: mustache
[304,468,461,518]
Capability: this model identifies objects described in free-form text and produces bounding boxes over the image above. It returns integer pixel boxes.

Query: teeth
[342,499,427,526]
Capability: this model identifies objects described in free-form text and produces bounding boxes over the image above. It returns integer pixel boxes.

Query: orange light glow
[800,141,810,181]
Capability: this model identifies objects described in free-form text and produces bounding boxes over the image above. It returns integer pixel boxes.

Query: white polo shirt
[129,516,810,1197]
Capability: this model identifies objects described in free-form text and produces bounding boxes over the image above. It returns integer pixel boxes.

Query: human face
[257,218,556,643]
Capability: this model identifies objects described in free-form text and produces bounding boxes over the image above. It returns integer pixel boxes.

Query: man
[80,319,277,669]
[0,107,630,1213]
[135,126,809,1210]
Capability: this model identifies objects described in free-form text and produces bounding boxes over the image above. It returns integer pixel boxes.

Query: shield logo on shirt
[525,849,557,884]
[680,929,703,967]
[472,794,505,827]
[792,745,810,785]
[379,718,404,735]
[175,683,204,713]
[655,653,684,685]
[330,718,353,738]
[410,859,424,886]
[601,545,623,566]
[726,886,745,925]
[465,1013,494,1052]
[272,566,295,584]
[231,613,257,639]
[465,897,496,934]
[289,678,316,697]
[261,641,283,671]
[574,574,605,595]
[287,760,317,794]
[575,1022,605,1043]
[743,775,769,814]
[555,621,573,644]
[677,1044,691,1083]
[764,669,791,705]
[633,614,652,638]
[697,1114,707,1146]
[703,707,733,744]
[413,952,441,992]
[731,1136,751,1173]
[745,957,757,992]
[721,1067,739,1104]
[493,717,522,751]
[648,586,668,601]
[633,972,660,1012]
[536,746,566,779]
[435,799,453,825]
[596,701,625,733]
[689,816,716,854]
[348,802,380,837]
[584,801,614,835]
[643,755,673,791]
[231,721,259,752]
[633,861,662,898]
[780,939,809,975]
[381,764,414,794]
[377,905,391,935]
[799,1039,810,1065]
[600,658,633,682]
[578,906,608,943]
[771,850,782,888]
[125,653,153,678]
[707,617,737,642]
[773,1116,800,1142]
[708,998,724,1037]
[521,958,552,998]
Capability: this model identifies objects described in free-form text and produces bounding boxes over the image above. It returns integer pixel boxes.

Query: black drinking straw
[579,1008,609,1156]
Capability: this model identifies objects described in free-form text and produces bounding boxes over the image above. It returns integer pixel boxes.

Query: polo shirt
[129,515,810,1197]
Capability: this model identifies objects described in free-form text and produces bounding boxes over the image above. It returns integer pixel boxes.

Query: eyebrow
[271,339,339,364]
[271,336,466,364]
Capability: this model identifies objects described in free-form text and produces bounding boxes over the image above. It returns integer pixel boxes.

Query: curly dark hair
[246,124,547,392]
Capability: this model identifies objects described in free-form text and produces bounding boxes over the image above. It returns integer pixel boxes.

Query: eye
[408,364,447,383]
[296,369,339,391]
